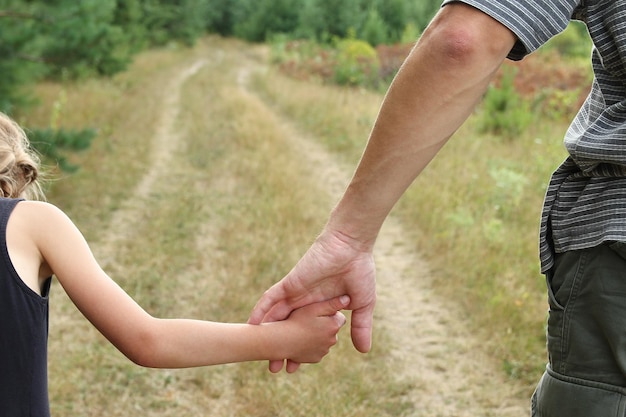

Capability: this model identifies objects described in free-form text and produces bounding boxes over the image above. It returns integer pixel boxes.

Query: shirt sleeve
[441,0,582,60]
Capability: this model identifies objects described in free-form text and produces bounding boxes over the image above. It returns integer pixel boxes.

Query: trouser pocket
[545,245,626,386]
[532,368,626,417]
[545,250,586,375]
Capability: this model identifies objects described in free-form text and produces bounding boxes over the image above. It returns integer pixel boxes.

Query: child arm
[21,201,347,368]
[132,297,347,368]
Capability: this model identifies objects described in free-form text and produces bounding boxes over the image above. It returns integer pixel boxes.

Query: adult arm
[249,3,517,366]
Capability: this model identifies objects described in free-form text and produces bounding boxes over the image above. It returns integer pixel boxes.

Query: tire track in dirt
[92,56,242,416]
[237,65,531,416]
[89,50,532,416]
[98,58,208,249]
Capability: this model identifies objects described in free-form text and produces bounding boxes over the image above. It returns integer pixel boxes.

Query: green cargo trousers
[532,243,626,416]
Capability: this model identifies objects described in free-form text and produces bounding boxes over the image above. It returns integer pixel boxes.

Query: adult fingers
[350,306,374,353]
[269,359,285,373]
[286,360,301,373]
[248,285,289,325]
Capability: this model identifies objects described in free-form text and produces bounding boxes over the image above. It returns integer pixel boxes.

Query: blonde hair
[0,113,45,201]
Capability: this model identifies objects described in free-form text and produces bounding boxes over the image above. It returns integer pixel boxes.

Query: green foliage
[360,9,389,46]
[204,0,236,36]
[537,88,585,121]
[488,163,529,210]
[369,0,413,42]
[0,0,218,112]
[221,0,440,44]
[232,0,300,42]
[1,0,443,114]
[28,127,97,172]
[333,38,380,87]
[139,0,211,46]
[112,0,149,52]
[0,0,443,171]
[0,52,41,114]
[0,2,50,113]
[0,1,126,115]
[410,0,441,31]
[295,0,366,42]
[2,0,133,79]
[477,68,533,139]
[543,21,592,58]
[43,2,130,78]
[271,35,415,91]
[400,22,421,44]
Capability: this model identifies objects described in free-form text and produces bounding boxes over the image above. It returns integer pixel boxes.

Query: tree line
[1,0,441,114]
[1,0,440,168]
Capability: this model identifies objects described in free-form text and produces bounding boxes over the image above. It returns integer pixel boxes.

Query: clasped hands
[248,228,377,373]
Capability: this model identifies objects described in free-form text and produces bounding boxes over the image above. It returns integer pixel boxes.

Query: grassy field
[252,52,572,382]
[22,36,574,415]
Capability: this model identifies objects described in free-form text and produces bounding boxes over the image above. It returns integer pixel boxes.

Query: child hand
[279,295,349,370]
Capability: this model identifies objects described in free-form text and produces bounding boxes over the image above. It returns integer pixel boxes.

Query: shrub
[28,127,97,172]
[270,38,336,81]
[477,67,533,139]
[332,38,380,87]
[543,21,592,59]
[360,9,389,46]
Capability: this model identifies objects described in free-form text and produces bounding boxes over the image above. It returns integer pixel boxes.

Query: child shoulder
[13,200,70,223]
[16,200,62,213]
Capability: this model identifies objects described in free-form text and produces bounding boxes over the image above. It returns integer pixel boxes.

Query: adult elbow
[430,24,489,68]
[422,4,515,69]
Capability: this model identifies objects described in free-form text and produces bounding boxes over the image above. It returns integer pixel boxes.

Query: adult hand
[249,227,376,372]
[280,295,349,368]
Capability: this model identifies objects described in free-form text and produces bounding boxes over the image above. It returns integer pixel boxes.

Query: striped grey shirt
[442,0,626,273]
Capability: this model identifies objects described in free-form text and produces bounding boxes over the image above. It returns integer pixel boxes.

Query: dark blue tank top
[0,198,51,416]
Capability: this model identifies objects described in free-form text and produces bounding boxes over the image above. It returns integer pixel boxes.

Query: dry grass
[251,56,571,385]
[25,35,573,415]
[31,37,410,416]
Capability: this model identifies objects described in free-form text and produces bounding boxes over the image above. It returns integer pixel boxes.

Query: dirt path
[88,56,242,416]
[95,52,532,415]
[237,64,532,416]
[99,58,208,249]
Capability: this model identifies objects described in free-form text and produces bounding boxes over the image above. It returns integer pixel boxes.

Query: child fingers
[333,311,347,328]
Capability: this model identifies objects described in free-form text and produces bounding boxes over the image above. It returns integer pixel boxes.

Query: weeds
[333,37,380,87]
[477,67,533,139]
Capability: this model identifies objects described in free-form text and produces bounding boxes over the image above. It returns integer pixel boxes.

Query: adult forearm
[327,4,516,247]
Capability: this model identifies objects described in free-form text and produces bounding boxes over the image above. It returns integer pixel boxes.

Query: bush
[477,67,533,139]
[360,9,389,46]
[270,36,412,90]
[333,37,380,87]
[543,21,592,59]
[28,127,97,172]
